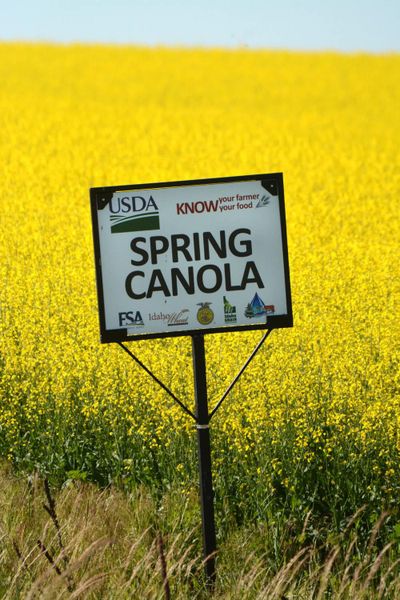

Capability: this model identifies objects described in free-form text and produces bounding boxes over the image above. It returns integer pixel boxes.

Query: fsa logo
[118,311,144,327]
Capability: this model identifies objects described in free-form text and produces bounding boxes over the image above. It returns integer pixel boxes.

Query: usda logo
[109,195,160,233]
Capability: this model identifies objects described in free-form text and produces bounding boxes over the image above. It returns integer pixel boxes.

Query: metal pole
[192,334,217,587]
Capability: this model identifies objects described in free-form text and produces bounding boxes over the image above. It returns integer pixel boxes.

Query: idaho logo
[223,296,237,323]
[197,302,214,325]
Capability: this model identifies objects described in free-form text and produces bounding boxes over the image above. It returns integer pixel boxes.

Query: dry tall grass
[1,463,400,599]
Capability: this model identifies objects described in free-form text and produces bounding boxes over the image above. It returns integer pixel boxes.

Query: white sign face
[91,174,292,342]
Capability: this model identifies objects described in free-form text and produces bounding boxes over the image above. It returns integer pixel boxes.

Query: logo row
[118,293,275,330]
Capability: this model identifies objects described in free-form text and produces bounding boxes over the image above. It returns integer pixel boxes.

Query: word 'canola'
[125,228,265,299]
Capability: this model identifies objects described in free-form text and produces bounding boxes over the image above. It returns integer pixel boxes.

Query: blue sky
[1,0,399,52]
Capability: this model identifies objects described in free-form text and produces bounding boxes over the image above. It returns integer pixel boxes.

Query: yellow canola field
[0,43,399,503]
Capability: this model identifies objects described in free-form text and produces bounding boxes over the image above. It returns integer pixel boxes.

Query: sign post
[192,333,217,583]
[90,173,292,586]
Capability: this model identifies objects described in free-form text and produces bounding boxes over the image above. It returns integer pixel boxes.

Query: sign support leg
[192,334,217,587]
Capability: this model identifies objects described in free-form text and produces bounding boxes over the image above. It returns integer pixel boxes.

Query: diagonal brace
[118,342,197,421]
[209,329,272,420]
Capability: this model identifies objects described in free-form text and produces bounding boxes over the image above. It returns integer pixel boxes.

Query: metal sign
[90,173,292,343]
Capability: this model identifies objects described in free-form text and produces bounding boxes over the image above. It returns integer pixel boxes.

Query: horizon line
[0,38,399,56]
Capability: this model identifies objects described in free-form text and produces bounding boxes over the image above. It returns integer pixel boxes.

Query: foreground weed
[1,467,400,597]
